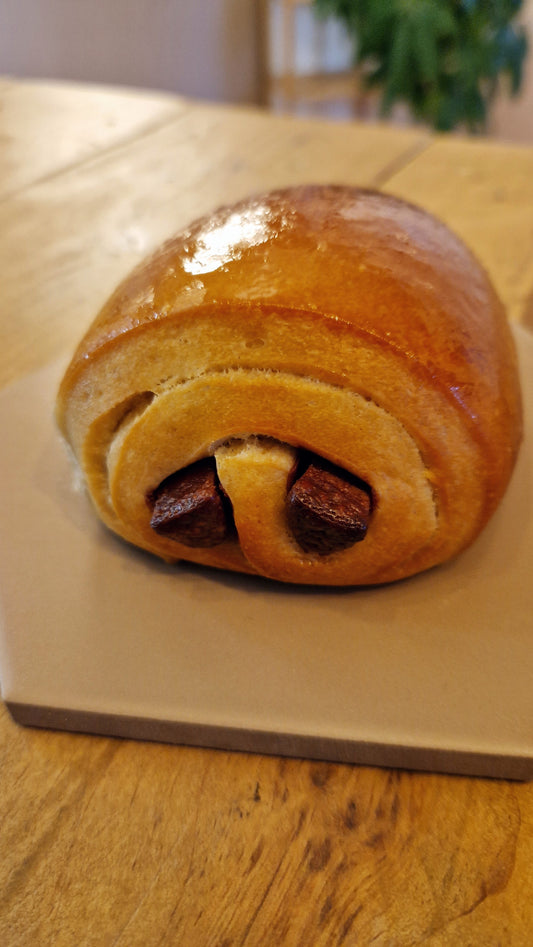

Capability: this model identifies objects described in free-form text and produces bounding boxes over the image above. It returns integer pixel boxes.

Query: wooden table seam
[0,104,193,207]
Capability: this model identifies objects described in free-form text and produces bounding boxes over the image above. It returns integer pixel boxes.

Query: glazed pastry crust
[56,185,523,585]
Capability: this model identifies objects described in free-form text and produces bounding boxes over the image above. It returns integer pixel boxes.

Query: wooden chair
[258,0,367,119]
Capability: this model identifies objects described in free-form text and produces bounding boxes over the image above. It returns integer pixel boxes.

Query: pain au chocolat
[56,185,522,585]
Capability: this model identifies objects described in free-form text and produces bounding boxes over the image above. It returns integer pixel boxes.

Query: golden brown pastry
[56,185,522,585]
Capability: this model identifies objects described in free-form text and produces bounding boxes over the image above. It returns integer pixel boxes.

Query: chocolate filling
[286,453,372,555]
[147,450,372,556]
[148,457,234,547]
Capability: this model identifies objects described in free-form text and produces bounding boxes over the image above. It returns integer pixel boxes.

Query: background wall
[489,0,533,143]
[0,0,261,104]
[1,0,532,142]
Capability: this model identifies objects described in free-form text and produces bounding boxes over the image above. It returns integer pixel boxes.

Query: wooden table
[1,78,533,945]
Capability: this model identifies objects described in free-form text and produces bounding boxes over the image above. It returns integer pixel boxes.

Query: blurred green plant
[312,0,529,131]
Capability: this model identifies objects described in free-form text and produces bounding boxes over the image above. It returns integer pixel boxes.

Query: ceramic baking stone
[1,326,532,780]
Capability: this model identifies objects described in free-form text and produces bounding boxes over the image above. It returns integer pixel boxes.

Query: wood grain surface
[1,79,533,945]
